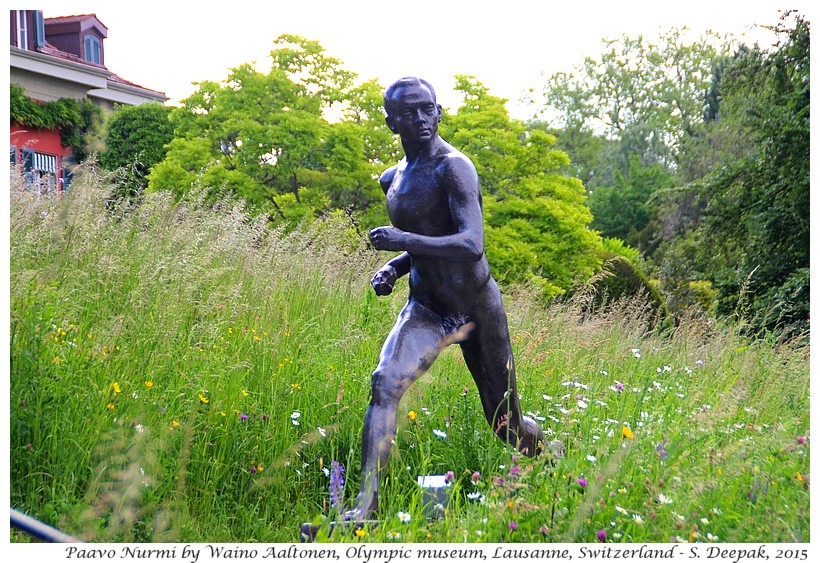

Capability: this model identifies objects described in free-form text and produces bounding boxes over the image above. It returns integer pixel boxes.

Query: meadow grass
[9,167,810,543]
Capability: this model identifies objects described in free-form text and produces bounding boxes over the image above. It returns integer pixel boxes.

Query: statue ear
[385,115,399,134]
[437,104,443,122]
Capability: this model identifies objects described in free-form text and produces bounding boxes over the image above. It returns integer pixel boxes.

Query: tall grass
[9,167,809,543]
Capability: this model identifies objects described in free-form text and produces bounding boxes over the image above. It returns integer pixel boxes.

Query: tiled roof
[45,13,108,32]
[37,41,108,70]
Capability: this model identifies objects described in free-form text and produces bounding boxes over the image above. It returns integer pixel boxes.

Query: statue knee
[369,368,406,406]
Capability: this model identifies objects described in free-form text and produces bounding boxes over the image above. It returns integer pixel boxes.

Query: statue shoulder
[438,148,478,185]
[379,165,399,193]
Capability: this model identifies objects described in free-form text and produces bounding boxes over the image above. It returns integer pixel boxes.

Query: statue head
[383,77,442,140]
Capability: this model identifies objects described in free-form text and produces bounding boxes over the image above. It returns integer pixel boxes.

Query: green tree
[539,28,733,171]
[587,155,676,247]
[698,13,810,333]
[308,79,399,231]
[442,76,604,298]
[149,35,356,219]
[99,103,174,200]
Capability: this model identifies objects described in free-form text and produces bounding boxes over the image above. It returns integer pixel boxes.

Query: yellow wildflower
[241,389,249,397]
[256,464,264,472]
[622,426,635,439]
[172,420,180,428]
[112,381,121,394]
[355,528,366,538]
[144,381,154,388]
[107,403,115,410]
[408,410,417,421]
[198,394,209,404]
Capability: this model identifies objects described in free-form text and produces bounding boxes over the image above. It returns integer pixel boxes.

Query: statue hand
[369,226,404,252]
[371,266,397,296]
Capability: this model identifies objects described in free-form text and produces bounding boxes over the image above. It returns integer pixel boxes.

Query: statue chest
[385,165,453,234]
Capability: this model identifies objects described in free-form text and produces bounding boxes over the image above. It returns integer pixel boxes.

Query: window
[16,11,28,50]
[84,35,102,64]
[19,149,60,198]
[34,11,45,47]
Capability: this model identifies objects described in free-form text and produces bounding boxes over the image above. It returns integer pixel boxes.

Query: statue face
[385,83,442,143]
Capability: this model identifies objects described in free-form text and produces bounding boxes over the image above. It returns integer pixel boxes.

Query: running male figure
[348,77,546,520]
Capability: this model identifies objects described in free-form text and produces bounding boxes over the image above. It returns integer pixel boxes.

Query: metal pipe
[10,508,80,543]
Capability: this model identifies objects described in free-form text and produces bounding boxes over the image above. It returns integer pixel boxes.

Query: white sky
[18,0,808,120]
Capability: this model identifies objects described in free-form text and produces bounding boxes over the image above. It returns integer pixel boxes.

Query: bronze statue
[347,77,546,521]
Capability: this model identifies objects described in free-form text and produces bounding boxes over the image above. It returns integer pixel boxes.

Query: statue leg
[460,307,545,457]
[347,301,445,521]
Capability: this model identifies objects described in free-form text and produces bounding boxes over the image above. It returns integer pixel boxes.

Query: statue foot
[344,494,377,522]
[517,417,566,463]
[544,439,566,460]
[518,415,547,456]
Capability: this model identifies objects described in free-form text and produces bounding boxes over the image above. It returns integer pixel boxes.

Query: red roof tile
[44,14,108,32]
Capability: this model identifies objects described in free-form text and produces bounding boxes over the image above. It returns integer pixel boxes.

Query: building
[10,9,168,194]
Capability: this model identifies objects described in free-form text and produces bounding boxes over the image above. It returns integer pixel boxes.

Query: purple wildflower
[656,441,669,459]
[797,436,807,445]
[576,477,588,488]
[509,465,521,478]
[330,460,345,511]
[471,471,481,484]
[444,471,455,484]
[508,521,518,531]
[597,529,607,542]
[239,413,249,421]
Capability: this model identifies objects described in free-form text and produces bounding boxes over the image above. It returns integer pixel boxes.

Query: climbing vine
[10,83,101,161]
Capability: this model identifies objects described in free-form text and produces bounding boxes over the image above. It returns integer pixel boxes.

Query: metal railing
[10,508,80,543]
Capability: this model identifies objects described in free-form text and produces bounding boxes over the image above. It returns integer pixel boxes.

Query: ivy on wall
[10,83,101,161]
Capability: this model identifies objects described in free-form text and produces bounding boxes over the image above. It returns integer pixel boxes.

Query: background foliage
[99,103,175,202]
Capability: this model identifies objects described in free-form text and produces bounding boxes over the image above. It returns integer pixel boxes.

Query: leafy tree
[150,35,357,218]
[534,29,735,261]
[539,28,734,171]
[442,76,604,298]
[587,155,676,247]
[99,103,174,200]
[307,79,399,231]
[698,13,810,333]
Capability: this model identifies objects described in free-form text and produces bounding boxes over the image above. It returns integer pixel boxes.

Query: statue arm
[369,155,484,261]
[371,252,410,296]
